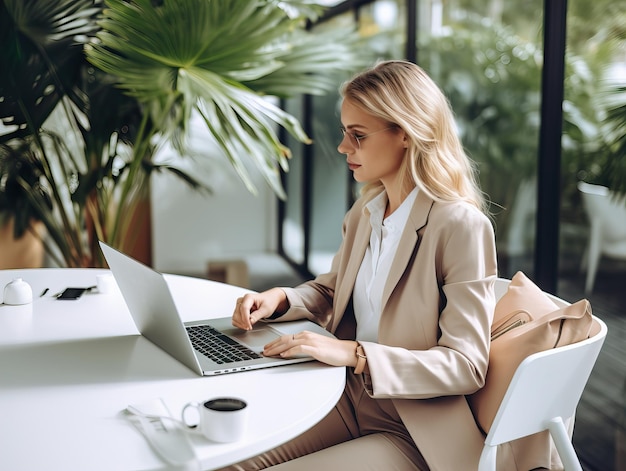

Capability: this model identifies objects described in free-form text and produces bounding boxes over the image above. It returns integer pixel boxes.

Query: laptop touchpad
[226,328,280,350]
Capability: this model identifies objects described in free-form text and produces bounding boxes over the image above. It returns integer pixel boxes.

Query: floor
[241,253,626,471]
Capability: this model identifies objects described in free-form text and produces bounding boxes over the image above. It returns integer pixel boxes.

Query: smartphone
[56,287,88,300]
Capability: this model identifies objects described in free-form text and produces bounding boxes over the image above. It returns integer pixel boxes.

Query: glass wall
[559,0,626,284]
[417,1,544,279]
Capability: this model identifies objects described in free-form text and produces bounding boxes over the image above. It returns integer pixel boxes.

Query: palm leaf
[601,84,626,194]
[243,27,369,97]
[86,0,364,195]
[0,0,99,141]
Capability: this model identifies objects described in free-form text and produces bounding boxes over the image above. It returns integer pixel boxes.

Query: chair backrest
[487,278,608,446]
[577,181,626,242]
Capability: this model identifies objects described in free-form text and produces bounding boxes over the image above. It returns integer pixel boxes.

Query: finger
[247,306,273,327]
[232,297,252,330]
[241,296,270,330]
[263,333,298,356]
[264,332,292,349]
[239,298,253,330]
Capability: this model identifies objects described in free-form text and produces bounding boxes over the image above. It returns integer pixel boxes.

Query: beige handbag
[469,271,593,433]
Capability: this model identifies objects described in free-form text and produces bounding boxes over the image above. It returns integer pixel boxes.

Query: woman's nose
[337,134,353,154]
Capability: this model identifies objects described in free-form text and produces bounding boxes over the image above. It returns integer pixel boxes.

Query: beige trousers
[220,371,429,471]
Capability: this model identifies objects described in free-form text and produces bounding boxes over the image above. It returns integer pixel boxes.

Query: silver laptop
[99,241,334,376]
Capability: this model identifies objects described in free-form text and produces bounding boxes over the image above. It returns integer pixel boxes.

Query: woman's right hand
[231,287,289,330]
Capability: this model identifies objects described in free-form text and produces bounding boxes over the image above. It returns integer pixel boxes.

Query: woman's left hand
[263,331,358,368]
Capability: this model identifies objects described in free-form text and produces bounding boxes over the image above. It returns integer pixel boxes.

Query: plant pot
[124,194,152,267]
[0,218,46,269]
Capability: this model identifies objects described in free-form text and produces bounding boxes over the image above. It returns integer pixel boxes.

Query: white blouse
[353,187,418,342]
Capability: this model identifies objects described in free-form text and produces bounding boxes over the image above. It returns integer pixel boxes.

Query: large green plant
[0,0,364,267]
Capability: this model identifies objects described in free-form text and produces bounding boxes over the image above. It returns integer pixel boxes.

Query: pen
[40,288,49,297]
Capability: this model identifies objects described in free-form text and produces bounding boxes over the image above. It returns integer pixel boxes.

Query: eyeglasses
[339,127,395,149]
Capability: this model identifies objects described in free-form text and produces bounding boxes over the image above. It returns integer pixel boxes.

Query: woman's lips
[347,161,360,171]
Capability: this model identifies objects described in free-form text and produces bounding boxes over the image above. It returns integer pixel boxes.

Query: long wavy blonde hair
[341,60,488,214]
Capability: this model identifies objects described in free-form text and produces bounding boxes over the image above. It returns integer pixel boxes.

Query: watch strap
[354,342,367,375]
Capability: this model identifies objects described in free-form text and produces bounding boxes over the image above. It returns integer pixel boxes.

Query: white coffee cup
[96,274,116,294]
[182,397,248,443]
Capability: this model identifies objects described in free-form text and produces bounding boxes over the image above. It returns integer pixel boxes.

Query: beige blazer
[277,191,551,470]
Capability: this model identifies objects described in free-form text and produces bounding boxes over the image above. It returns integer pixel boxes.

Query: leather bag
[469,271,593,433]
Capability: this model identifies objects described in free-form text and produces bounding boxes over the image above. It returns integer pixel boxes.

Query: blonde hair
[341,60,487,214]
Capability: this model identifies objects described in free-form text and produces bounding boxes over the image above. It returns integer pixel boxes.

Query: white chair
[478,279,608,471]
[577,181,626,295]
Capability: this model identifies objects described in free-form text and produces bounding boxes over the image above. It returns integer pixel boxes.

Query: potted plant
[0,0,150,267]
[0,0,365,268]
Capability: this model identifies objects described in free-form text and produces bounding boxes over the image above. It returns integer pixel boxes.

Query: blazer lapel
[331,209,371,332]
[381,191,434,308]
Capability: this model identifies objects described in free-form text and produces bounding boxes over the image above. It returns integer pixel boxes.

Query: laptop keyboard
[186,325,261,364]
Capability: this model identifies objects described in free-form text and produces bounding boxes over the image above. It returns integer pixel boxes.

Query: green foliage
[0,0,106,266]
[86,0,363,198]
[574,83,626,196]
[601,85,626,194]
[417,10,625,244]
[419,17,543,232]
[0,138,51,237]
[0,0,364,267]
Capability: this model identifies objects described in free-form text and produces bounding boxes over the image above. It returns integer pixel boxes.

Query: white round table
[0,268,345,470]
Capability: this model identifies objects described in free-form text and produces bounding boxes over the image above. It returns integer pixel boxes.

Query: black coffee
[205,398,246,412]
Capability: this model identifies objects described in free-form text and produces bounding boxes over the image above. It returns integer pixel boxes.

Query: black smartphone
[56,287,88,300]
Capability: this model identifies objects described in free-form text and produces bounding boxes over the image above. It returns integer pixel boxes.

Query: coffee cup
[96,273,116,294]
[182,397,248,443]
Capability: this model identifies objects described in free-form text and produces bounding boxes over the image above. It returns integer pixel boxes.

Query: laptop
[99,241,334,376]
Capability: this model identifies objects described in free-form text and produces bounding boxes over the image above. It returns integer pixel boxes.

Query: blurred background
[1,1,624,469]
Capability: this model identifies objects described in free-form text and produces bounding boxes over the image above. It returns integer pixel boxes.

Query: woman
[229,60,498,470]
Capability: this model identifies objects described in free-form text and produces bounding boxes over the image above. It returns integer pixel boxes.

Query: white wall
[151,115,277,275]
